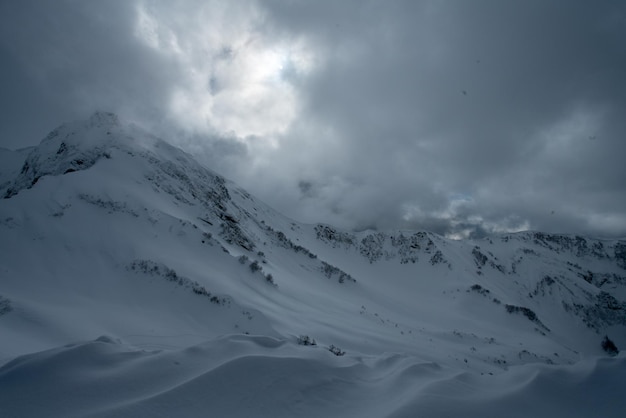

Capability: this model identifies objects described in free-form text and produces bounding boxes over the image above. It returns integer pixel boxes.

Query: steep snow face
[1,113,625,417]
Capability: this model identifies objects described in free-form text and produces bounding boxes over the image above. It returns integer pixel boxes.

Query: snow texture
[1,113,625,417]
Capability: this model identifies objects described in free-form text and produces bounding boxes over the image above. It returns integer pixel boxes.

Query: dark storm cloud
[257,0,626,237]
[1,0,625,238]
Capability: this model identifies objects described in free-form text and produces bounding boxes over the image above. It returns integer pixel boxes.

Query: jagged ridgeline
[1,113,626,417]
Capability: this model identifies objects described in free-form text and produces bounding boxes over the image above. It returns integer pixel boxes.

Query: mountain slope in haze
[1,112,625,417]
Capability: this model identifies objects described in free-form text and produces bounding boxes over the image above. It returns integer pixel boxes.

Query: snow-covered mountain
[1,112,625,417]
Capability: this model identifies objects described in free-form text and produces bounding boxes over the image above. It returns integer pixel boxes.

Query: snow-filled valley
[1,112,625,417]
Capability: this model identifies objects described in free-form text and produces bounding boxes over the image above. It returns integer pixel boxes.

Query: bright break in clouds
[1,0,625,238]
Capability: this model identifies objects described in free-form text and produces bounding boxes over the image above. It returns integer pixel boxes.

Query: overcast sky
[1,0,625,238]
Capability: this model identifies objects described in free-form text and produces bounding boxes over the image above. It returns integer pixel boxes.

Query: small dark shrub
[602,335,619,356]
[249,260,261,272]
[469,284,490,296]
[297,335,317,346]
[506,305,537,321]
[328,344,345,356]
[504,304,550,331]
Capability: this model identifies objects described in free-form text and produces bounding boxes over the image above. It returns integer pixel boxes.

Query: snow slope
[1,112,625,417]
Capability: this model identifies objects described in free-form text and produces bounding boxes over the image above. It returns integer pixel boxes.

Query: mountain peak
[3,113,130,198]
[2,113,626,416]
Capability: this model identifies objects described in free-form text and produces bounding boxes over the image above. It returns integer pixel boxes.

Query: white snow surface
[1,112,625,417]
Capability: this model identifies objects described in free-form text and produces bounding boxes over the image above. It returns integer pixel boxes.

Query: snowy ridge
[1,113,625,417]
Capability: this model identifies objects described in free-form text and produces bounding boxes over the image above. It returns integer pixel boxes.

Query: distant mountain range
[1,112,624,417]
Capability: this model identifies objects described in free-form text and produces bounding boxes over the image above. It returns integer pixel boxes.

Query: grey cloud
[297,181,316,199]
[254,0,626,237]
[0,0,178,147]
[1,0,625,238]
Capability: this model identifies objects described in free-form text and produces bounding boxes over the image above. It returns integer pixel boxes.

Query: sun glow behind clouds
[133,1,316,142]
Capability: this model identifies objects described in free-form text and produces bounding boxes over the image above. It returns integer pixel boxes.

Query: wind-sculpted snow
[1,113,626,416]
[0,335,624,418]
